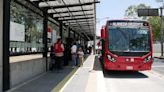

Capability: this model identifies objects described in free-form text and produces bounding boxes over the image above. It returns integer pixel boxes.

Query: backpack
[54,43,64,53]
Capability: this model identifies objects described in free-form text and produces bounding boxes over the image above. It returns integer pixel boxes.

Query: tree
[148,17,161,41]
[156,0,164,2]
[156,0,163,2]
[156,0,164,8]
[125,3,162,41]
[125,4,150,19]
[10,1,43,43]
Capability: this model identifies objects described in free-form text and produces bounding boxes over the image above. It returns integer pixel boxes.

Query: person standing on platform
[71,42,77,68]
[77,47,84,67]
[54,37,64,70]
[76,41,81,66]
[89,46,92,54]
[50,45,55,70]
[64,44,70,66]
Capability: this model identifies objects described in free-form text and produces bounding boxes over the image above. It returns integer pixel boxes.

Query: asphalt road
[104,58,164,92]
[153,58,164,76]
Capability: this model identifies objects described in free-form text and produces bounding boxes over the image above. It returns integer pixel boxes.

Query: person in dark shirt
[89,46,92,54]
[50,45,55,70]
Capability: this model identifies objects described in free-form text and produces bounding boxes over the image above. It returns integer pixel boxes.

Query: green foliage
[10,1,43,43]
[155,0,164,7]
[156,0,164,2]
[148,17,161,41]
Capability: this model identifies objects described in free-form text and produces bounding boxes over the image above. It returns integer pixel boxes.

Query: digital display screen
[109,22,149,28]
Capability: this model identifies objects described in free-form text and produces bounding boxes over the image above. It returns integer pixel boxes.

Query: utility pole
[160,7,164,56]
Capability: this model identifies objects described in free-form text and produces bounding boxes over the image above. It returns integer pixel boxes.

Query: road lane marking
[149,70,164,80]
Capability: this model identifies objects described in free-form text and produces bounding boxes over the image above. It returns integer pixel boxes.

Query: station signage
[138,8,159,16]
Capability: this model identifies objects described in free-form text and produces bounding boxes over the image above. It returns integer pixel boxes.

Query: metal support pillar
[74,31,76,39]
[160,7,164,56]
[0,0,3,91]
[93,34,96,54]
[43,11,48,71]
[3,0,11,91]
[93,0,96,55]
[59,21,63,40]
[68,27,71,38]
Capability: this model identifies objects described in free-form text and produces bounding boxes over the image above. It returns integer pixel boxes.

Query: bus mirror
[101,28,105,40]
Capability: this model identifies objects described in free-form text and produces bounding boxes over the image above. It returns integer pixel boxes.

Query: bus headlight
[144,56,152,63]
[107,55,111,59]
[107,55,116,62]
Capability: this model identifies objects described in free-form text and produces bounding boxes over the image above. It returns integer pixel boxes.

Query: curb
[94,56,107,92]
[154,57,164,59]
[97,62,107,92]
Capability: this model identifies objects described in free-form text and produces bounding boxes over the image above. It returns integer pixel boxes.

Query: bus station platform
[7,55,106,92]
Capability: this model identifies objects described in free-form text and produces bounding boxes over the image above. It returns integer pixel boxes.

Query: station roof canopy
[30,0,99,40]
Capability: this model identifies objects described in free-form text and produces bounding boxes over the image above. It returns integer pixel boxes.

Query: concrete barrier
[10,58,47,88]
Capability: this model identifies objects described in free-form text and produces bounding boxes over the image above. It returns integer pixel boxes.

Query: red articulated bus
[100,19,153,71]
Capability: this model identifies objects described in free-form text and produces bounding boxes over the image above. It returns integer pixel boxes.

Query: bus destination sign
[109,22,148,28]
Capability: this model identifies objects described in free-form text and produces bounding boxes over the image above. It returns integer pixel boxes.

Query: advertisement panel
[10,22,25,41]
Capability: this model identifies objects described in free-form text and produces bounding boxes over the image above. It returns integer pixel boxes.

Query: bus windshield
[108,27,150,52]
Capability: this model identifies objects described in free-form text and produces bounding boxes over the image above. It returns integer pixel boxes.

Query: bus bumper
[104,60,153,71]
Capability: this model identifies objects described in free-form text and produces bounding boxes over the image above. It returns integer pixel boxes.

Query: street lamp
[160,7,164,56]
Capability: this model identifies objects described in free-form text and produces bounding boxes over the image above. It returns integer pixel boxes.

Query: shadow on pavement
[104,71,148,79]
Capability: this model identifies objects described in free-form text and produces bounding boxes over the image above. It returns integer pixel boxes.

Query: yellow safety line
[51,55,89,92]
[51,67,79,92]
[59,67,80,92]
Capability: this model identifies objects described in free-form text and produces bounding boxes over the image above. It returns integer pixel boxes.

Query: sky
[96,0,162,36]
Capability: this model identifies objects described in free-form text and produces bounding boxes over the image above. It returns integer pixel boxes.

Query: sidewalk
[60,55,106,92]
[7,55,106,92]
[153,53,164,59]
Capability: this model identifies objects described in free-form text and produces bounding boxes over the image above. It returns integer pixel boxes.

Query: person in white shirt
[71,42,77,68]
[77,47,84,67]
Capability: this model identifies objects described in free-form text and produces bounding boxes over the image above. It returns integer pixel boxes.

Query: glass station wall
[10,0,44,55]
[62,26,68,44]
[48,20,59,50]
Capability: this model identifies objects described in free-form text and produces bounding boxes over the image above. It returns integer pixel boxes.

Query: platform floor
[7,55,106,92]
